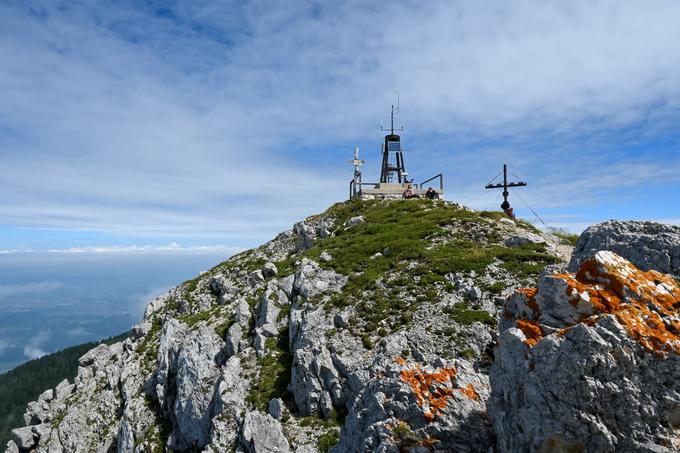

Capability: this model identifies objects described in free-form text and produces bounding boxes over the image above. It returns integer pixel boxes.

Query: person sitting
[505,207,516,219]
[425,187,439,200]
[402,184,418,199]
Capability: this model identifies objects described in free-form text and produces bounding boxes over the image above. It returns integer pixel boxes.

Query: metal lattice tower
[380,93,407,183]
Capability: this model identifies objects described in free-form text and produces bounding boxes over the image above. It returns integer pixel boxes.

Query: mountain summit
[6,200,680,453]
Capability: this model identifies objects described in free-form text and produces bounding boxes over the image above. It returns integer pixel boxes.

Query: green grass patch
[547,227,580,246]
[483,281,506,294]
[318,429,340,453]
[445,304,497,327]
[214,314,236,339]
[246,330,293,411]
[393,421,418,450]
[138,317,162,369]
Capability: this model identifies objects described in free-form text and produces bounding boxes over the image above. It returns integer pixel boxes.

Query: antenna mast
[379,91,407,184]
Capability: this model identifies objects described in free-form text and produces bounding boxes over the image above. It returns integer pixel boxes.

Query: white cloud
[23,330,51,360]
[0,281,63,299]
[65,326,92,338]
[0,1,679,243]
[0,339,13,354]
[129,286,173,320]
[46,243,243,254]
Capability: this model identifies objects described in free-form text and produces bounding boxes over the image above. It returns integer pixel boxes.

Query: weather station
[349,93,444,200]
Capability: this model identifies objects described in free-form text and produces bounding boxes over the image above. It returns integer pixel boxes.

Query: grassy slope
[0,331,130,446]
[244,200,561,418]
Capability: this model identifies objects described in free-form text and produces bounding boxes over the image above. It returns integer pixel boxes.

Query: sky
[0,251,229,371]
[1,0,680,253]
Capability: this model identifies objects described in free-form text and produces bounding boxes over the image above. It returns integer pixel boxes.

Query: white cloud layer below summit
[1,0,680,244]
[0,281,63,299]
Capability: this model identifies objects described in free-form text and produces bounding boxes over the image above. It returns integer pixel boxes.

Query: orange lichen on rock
[399,364,458,423]
[394,356,407,366]
[516,319,542,346]
[458,383,480,401]
[507,251,680,356]
[420,437,439,448]
[517,287,539,313]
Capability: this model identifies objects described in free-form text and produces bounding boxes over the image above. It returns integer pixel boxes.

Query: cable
[509,170,523,181]
[486,169,504,186]
[510,188,548,227]
[463,188,494,207]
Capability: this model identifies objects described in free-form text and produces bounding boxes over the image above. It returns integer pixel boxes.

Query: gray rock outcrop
[6,199,580,453]
[569,220,680,278]
[491,251,680,452]
[241,411,290,452]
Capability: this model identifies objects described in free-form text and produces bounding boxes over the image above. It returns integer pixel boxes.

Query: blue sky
[1,0,680,254]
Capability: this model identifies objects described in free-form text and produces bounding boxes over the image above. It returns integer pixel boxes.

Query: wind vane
[484,164,527,218]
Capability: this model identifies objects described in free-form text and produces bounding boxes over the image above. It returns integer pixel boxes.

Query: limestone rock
[345,215,365,228]
[225,322,244,357]
[491,251,680,452]
[293,258,347,300]
[504,231,546,247]
[262,262,278,278]
[269,398,284,420]
[241,411,290,453]
[168,326,224,451]
[11,427,37,450]
[569,220,680,278]
[293,217,334,252]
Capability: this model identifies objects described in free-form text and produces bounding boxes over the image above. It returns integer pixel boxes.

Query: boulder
[345,215,365,228]
[293,217,334,252]
[293,258,347,300]
[169,327,224,451]
[491,251,680,452]
[262,262,278,278]
[241,411,290,453]
[504,231,546,247]
[569,220,680,278]
[10,427,37,450]
[268,398,284,420]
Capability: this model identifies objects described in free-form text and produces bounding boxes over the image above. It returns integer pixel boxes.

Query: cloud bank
[0,281,63,299]
[1,0,679,243]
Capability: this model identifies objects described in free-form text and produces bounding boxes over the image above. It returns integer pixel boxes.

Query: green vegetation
[392,421,418,449]
[294,200,556,339]
[214,314,236,339]
[138,316,162,370]
[547,227,580,246]
[318,429,340,452]
[0,331,131,447]
[246,330,293,411]
[483,281,506,294]
[445,304,496,327]
[459,348,476,360]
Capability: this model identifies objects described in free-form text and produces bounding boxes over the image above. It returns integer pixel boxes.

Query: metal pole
[501,164,510,211]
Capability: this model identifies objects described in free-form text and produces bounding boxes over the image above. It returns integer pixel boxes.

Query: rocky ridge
[492,250,680,452]
[6,201,679,453]
[570,220,680,278]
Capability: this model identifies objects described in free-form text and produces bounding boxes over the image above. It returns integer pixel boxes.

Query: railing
[349,178,379,199]
[418,173,443,191]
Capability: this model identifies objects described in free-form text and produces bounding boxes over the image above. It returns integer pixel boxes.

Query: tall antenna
[381,90,403,135]
[379,91,407,184]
